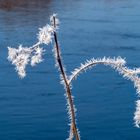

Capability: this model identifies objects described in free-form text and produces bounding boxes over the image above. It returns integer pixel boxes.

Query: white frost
[38,25,54,45]
[134,100,140,127]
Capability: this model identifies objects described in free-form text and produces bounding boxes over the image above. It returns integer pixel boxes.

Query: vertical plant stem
[52,16,80,140]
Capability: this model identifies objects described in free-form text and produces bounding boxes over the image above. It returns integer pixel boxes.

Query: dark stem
[53,16,80,140]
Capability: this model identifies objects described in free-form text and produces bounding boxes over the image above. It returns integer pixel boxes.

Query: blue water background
[0,0,140,139]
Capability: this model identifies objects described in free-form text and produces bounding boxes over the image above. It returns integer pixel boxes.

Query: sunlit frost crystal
[134,100,140,127]
[38,25,54,45]
[31,47,44,66]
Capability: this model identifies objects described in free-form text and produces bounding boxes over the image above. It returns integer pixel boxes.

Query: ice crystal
[38,24,54,45]
[31,46,44,66]
[134,100,140,127]
[8,45,45,78]
[8,45,31,78]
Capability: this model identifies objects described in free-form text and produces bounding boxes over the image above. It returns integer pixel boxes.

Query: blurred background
[0,0,140,139]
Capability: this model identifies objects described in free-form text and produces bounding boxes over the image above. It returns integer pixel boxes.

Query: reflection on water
[0,0,140,140]
[0,0,51,10]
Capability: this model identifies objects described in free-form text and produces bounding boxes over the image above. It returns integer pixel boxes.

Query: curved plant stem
[68,59,127,85]
[52,16,80,140]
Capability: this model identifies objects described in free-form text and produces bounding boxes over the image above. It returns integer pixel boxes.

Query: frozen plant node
[38,24,54,45]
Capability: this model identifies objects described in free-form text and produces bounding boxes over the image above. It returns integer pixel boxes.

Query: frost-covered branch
[8,22,55,78]
[8,44,44,78]
[68,57,126,84]
[51,14,80,140]
[7,13,140,139]
[68,57,140,127]
[8,14,80,140]
[68,57,140,96]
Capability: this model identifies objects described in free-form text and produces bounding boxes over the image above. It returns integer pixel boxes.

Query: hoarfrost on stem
[38,24,54,45]
[8,44,45,78]
[50,13,60,29]
[31,46,44,66]
[8,45,31,78]
[134,100,140,127]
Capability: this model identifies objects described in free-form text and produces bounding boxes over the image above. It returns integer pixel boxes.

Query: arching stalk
[68,57,139,85]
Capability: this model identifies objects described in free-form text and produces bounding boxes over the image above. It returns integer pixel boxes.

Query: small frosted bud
[50,13,60,28]
[38,25,54,45]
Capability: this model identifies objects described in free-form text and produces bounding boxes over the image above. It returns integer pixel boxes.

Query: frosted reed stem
[53,16,80,140]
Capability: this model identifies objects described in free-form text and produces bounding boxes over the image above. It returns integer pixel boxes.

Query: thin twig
[52,16,80,140]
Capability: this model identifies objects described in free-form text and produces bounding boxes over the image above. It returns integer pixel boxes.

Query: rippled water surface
[0,0,140,139]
